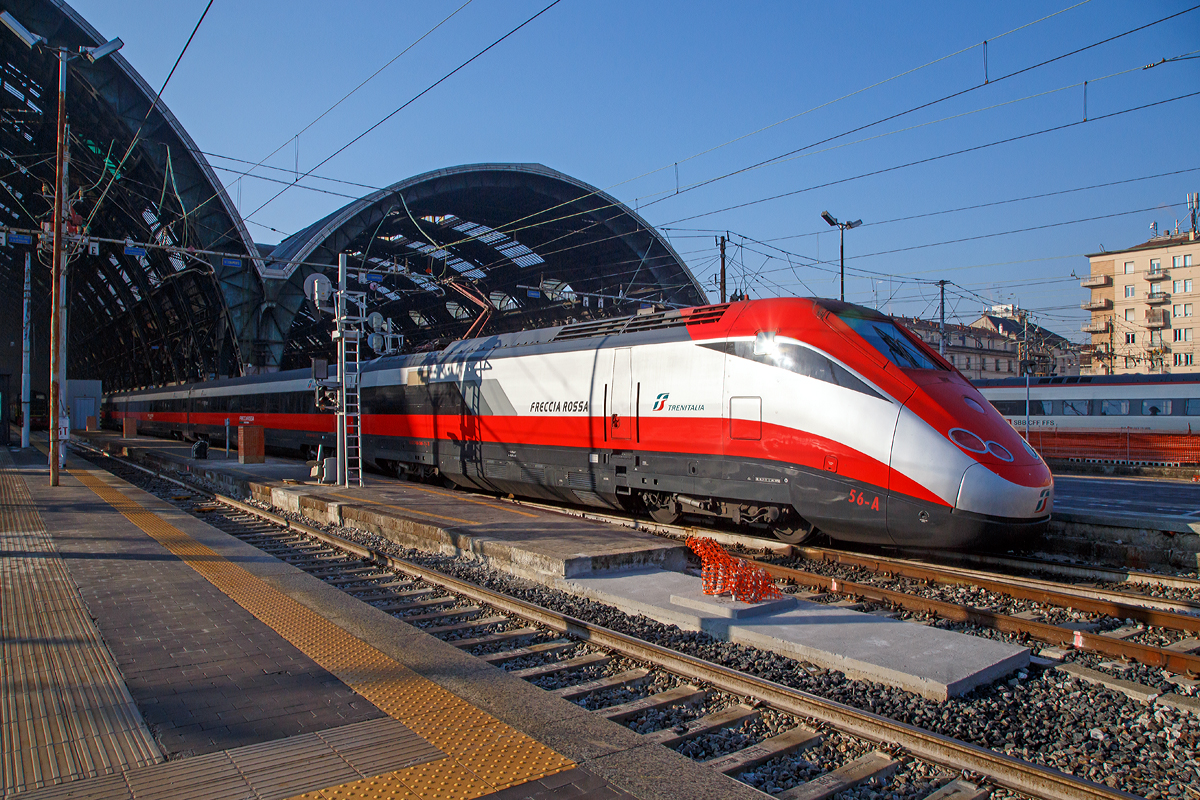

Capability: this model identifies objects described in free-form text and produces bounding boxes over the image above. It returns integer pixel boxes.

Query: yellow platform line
[68,465,574,800]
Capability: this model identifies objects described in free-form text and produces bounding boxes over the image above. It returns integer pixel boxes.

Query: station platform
[3,443,767,800]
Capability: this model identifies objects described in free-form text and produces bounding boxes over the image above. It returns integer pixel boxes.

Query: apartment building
[897,317,1018,380]
[1081,223,1199,374]
[896,306,1079,380]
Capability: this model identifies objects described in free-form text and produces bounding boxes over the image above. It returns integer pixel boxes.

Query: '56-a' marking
[847,488,880,512]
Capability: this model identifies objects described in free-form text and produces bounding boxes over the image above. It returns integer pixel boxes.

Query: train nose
[955,462,1053,520]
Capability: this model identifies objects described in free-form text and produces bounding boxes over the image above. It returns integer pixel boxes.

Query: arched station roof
[0,0,266,390]
[262,163,707,371]
[1,3,707,390]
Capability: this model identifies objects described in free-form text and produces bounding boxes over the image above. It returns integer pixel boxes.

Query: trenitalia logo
[652,393,669,411]
[1034,488,1050,514]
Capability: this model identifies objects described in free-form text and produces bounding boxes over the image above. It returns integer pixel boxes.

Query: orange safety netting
[686,536,782,603]
[1021,429,1200,466]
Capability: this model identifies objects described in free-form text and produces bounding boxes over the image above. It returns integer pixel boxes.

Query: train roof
[974,373,1200,389]
[109,297,897,394]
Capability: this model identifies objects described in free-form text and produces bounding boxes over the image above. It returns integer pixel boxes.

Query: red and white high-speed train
[104,298,1053,547]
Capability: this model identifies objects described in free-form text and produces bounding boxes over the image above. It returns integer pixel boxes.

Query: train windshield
[837,313,946,371]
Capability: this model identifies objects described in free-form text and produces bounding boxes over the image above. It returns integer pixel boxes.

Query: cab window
[836,312,945,370]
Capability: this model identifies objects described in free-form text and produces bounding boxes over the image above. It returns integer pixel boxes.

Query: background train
[977,374,1200,433]
[104,298,1053,548]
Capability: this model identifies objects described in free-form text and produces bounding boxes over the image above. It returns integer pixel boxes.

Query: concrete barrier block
[122,418,137,438]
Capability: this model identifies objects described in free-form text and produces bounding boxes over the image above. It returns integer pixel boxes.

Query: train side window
[1187,399,1200,415]
[1062,399,1090,416]
[994,400,1050,415]
[989,400,1023,415]
[1100,399,1130,416]
[1142,399,1171,416]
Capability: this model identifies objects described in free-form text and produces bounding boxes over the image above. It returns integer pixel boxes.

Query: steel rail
[889,548,1200,593]
[750,560,1200,675]
[786,546,1200,628]
[201,491,1134,800]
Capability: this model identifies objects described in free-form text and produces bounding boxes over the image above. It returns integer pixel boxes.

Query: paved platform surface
[77,431,688,580]
[566,569,1029,701]
[6,441,766,800]
[1054,474,1200,526]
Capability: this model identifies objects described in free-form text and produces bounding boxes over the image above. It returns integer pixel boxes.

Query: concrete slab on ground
[565,568,1029,701]
[76,431,688,581]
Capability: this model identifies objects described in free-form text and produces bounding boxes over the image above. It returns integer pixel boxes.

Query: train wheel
[773,513,817,545]
[643,493,681,525]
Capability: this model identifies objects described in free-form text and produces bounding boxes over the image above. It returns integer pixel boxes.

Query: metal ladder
[342,328,362,487]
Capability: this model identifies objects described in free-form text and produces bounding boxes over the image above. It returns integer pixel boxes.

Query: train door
[610,348,633,441]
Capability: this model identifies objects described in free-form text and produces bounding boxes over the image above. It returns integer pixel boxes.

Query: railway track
[884,550,1200,595]
[72,444,1158,800]
[503,498,1200,675]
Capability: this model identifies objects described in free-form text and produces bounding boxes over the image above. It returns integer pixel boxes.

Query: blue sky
[72,1,1200,339]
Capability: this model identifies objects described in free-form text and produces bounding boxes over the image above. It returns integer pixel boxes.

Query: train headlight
[986,441,1014,462]
[1020,438,1039,460]
[948,428,987,453]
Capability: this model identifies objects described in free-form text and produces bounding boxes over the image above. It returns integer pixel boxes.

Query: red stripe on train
[114,408,948,507]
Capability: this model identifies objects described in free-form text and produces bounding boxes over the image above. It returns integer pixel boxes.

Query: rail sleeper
[777,751,898,800]
[1055,663,1160,703]
[598,685,706,722]
[641,704,759,747]
[918,780,990,800]
[508,653,611,679]
[478,640,574,665]
[705,726,822,774]
[553,669,650,700]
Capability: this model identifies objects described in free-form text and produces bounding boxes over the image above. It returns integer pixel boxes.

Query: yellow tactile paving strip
[69,464,575,800]
[0,452,162,796]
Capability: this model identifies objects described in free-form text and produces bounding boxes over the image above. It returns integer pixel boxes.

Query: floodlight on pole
[0,11,45,48]
[81,37,123,62]
[820,210,862,302]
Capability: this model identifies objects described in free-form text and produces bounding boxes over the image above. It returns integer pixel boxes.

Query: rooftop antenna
[1188,193,1198,235]
[1150,221,1158,238]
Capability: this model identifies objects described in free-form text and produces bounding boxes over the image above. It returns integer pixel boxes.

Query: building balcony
[1146,270,1168,281]
[1081,298,1112,311]
[1145,310,1169,328]
[1146,291,1171,304]
[1080,274,1111,288]
[1082,320,1111,334]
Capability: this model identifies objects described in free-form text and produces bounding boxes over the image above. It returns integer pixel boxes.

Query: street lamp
[2,10,122,485]
[821,211,861,302]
